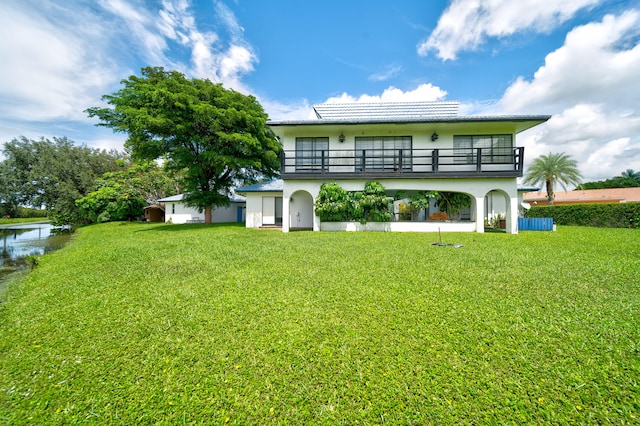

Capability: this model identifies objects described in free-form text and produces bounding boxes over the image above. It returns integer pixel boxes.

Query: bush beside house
[525,202,640,228]
[315,182,392,223]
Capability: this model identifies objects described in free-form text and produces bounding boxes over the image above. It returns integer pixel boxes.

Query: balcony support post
[432,149,439,173]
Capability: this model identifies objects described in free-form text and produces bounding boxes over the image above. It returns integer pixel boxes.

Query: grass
[0,222,638,424]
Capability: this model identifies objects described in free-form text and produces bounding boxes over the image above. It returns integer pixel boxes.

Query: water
[0,223,71,289]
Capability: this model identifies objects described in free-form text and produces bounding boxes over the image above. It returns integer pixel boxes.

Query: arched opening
[289,190,314,230]
[391,189,473,222]
[484,189,510,229]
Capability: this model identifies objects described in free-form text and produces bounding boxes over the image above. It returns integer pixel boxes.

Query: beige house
[524,188,640,205]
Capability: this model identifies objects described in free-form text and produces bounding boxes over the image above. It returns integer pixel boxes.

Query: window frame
[453,134,513,164]
[295,137,329,172]
[354,136,412,172]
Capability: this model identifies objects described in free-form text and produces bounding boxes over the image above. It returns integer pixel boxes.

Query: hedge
[525,202,640,228]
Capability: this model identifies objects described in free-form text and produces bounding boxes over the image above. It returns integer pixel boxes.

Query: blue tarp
[518,217,554,231]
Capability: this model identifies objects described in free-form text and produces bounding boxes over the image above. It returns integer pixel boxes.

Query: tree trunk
[546,179,554,205]
[204,206,212,224]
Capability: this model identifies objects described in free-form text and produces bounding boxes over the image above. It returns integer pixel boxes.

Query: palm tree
[523,152,583,205]
[620,169,640,186]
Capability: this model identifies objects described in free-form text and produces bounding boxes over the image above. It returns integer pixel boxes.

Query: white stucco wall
[211,203,245,223]
[269,120,534,234]
[165,202,202,224]
[280,177,519,233]
[289,190,314,229]
[165,202,245,224]
[244,193,284,228]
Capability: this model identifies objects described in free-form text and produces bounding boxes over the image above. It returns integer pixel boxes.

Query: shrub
[359,181,392,222]
[314,183,352,222]
[435,192,471,220]
[525,202,640,228]
[315,182,392,223]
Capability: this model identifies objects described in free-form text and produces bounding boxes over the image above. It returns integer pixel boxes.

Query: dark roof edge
[268,115,551,126]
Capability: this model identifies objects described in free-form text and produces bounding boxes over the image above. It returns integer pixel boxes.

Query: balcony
[281,147,524,179]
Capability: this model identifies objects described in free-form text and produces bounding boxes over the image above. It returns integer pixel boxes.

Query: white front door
[262,196,275,225]
[262,196,283,225]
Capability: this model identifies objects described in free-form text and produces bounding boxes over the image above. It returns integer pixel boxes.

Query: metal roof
[157,194,185,202]
[312,101,460,120]
[236,179,283,193]
[157,193,246,203]
[269,115,551,126]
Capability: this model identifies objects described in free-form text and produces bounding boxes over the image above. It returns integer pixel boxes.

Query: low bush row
[314,182,392,223]
[525,202,640,228]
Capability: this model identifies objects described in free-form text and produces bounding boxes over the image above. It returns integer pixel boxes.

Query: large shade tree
[523,152,583,204]
[76,161,181,224]
[0,136,121,224]
[86,67,282,224]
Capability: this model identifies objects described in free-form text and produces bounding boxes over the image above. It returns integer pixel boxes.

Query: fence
[518,217,554,231]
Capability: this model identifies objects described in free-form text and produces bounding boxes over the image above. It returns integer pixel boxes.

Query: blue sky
[1,0,639,182]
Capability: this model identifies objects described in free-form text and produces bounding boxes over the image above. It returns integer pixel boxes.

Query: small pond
[1,223,72,290]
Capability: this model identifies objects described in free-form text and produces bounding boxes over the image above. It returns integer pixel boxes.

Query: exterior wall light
[339,133,345,143]
[431,132,439,141]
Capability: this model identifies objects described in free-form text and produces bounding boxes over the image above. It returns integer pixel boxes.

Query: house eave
[268,115,551,134]
[282,171,523,180]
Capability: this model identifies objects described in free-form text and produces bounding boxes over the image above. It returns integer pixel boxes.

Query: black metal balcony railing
[281,147,524,179]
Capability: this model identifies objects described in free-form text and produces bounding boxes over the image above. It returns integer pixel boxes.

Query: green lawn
[1,223,638,424]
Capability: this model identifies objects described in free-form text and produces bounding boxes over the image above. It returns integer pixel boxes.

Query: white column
[475,196,485,233]
[282,196,290,232]
[508,196,519,234]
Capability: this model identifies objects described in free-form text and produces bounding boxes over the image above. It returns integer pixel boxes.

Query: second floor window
[355,136,412,171]
[295,137,329,171]
[453,135,513,164]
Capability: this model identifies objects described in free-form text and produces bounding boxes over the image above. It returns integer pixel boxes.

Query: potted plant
[497,213,506,229]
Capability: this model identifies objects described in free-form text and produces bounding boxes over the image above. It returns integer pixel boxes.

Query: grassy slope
[0,223,638,424]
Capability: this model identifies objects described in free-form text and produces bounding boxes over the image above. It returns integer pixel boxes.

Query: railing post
[321,150,326,174]
[432,149,439,173]
[476,148,482,172]
[280,151,285,174]
[398,149,403,173]
[360,150,366,173]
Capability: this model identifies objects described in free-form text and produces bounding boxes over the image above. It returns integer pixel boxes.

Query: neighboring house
[157,194,246,224]
[246,101,550,234]
[143,205,165,222]
[524,187,640,205]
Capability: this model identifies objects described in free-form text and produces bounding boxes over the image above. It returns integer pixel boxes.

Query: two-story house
[239,101,550,234]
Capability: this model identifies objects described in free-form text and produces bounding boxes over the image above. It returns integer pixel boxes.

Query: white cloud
[497,10,640,113]
[0,0,260,151]
[153,0,257,90]
[262,99,316,121]
[419,0,599,60]
[323,83,448,104]
[368,65,402,82]
[0,1,121,122]
[99,0,171,67]
[262,83,450,123]
[490,10,640,182]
